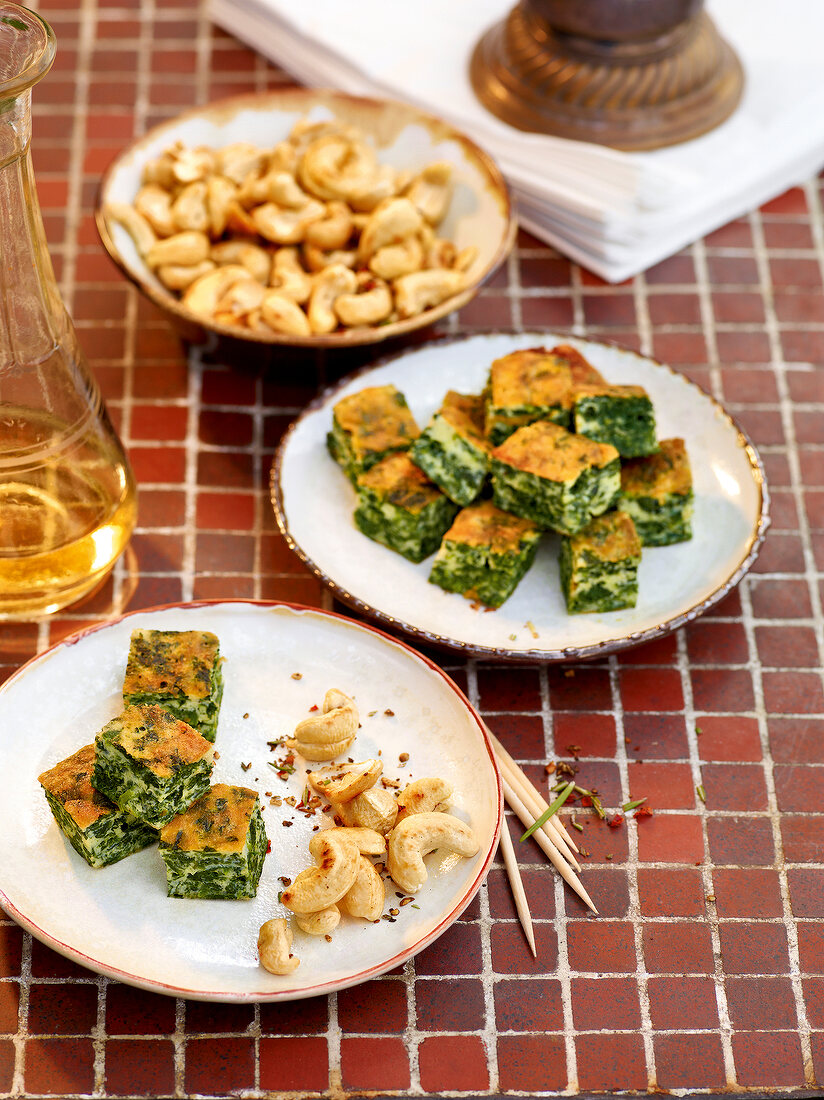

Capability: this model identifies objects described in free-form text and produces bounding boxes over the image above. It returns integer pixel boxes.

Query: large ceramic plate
[0,601,501,1002]
[272,332,770,661]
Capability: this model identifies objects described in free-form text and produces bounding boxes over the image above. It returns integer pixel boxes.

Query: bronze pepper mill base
[469,0,744,151]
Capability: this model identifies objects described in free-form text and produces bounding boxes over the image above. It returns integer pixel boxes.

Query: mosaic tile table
[1,1,823,1096]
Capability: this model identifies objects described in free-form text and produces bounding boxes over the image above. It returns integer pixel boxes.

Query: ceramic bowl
[95,88,515,348]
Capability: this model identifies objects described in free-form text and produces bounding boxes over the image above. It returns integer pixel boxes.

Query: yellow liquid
[0,406,137,618]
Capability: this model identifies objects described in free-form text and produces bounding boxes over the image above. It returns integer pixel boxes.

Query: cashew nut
[298,133,390,208]
[281,829,360,913]
[286,686,359,761]
[171,145,215,185]
[358,197,424,263]
[340,855,385,921]
[306,263,357,335]
[304,201,354,251]
[216,142,267,185]
[396,777,453,822]
[269,247,312,303]
[369,236,424,281]
[258,917,300,975]
[214,276,265,321]
[206,175,238,238]
[294,905,341,936]
[105,202,157,258]
[301,244,357,274]
[180,264,250,317]
[171,180,209,233]
[145,230,210,269]
[404,161,453,226]
[252,200,326,245]
[331,826,387,856]
[334,281,393,327]
[134,184,176,238]
[156,260,216,291]
[260,291,312,337]
[308,759,382,803]
[386,812,479,894]
[393,268,467,319]
[211,240,271,283]
[337,785,399,835]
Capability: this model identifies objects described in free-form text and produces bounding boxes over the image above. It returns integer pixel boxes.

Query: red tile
[184,1037,255,1094]
[695,716,762,761]
[781,816,824,863]
[416,978,485,1031]
[487,864,556,920]
[338,980,407,1033]
[651,331,708,365]
[707,816,775,865]
[105,985,176,1035]
[755,624,820,667]
[184,1001,254,1034]
[775,764,824,812]
[259,1037,329,1092]
[497,1034,567,1092]
[654,1033,726,1088]
[647,975,719,1029]
[28,983,97,1035]
[130,445,186,484]
[493,978,563,1032]
[131,404,188,441]
[802,977,824,1026]
[477,667,542,712]
[520,256,573,287]
[0,1041,12,1092]
[567,921,636,973]
[566,809,629,865]
[797,923,824,973]
[197,451,256,490]
[0,984,18,1032]
[415,921,482,976]
[763,671,824,715]
[195,533,255,573]
[24,1038,95,1095]
[691,669,755,712]
[552,713,616,757]
[769,718,824,763]
[105,1039,175,1096]
[713,868,783,918]
[637,868,705,917]
[576,1033,647,1092]
[564,867,630,918]
[520,296,575,327]
[547,666,612,710]
[0,925,23,977]
[626,762,695,809]
[686,620,749,664]
[718,923,790,975]
[643,922,714,973]
[417,1035,486,1092]
[731,1031,805,1087]
[712,292,766,324]
[636,813,704,864]
[135,489,186,528]
[199,410,254,447]
[491,922,558,975]
[788,869,824,917]
[570,976,641,1030]
[195,491,256,532]
[700,763,767,811]
[623,714,689,758]
[131,532,184,574]
[582,294,637,325]
[259,997,328,1034]
[619,668,683,711]
[647,292,702,325]
[646,253,696,284]
[725,976,798,1029]
[617,632,678,665]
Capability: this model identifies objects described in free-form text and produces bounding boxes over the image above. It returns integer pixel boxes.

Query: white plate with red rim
[0,600,501,1002]
[271,331,771,661]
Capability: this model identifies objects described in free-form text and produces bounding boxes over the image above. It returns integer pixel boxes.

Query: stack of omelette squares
[38,629,268,896]
[328,345,694,614]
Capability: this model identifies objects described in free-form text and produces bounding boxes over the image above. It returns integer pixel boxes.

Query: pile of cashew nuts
[106,117,479,338]
[257,688,479,976]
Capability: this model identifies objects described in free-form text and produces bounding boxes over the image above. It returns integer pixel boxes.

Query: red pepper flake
[384,708,395,717]
[545,763,556,775]
[265,840,271,853]
[580,795,593,808]
[634,805,654,819]
[281,820,293,827]
[607,813,624,829]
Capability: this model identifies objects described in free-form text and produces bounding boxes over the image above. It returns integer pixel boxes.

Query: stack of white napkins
[208,0,824,282]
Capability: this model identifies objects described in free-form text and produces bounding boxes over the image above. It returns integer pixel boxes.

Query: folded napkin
[209,0,824,281]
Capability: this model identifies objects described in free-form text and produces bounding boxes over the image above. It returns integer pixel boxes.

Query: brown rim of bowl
[269,329,772,663]
[94,87,517,349]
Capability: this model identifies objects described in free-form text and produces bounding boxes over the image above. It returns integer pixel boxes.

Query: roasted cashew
[105,202,156,258]
[386,812,479,894]
[393,268,466,318]
[240,168,314,210]
[334,281,393,327]
[396,777,453,821]
[294,905,341,936]
[357,197,424,263]
[215,276,265,322]
[337,785,399,835]
[156,260,216,291]
[211,240,271,283]
[258,917,300,975]
[304,201,353,251]
[206,175,238,238]
[171,144,215,185]
[216,142,267,185]
[260,291,312,337]
[171,180,209,233]
[331,826,386,856]
[286,686,359,760]
[404,161,453,226]
[308,759,382,803]
[145,229,210,269]
[306,263,357,335]
[269,247,313,303]
[340,855,385,921]
[301,244,357,274]
[252,200,326,245]
[134,184,176,238]
[281,829,360,913]
[180,264,250,317]
[369,236,424,281]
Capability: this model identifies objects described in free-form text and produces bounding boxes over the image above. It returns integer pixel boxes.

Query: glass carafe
[0,4,136,619]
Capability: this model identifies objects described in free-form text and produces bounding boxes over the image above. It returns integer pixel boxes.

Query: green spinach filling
[354,487,458,563]
[429,530,541,607]
[43,791,156,869]
[574,394,658,457]
[160,803,267,899]
[410,419,489,506]
[559,543,640,614]
[618,490,693,546]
